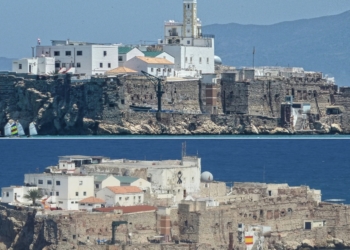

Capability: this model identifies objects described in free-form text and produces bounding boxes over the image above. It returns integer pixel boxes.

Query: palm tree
[24,189,43,206]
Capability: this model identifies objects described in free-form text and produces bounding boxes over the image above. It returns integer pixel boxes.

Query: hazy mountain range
[1,11,349,85]
[203,10,350,85]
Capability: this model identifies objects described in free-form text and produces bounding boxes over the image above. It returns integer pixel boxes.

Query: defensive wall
[1,73,350,135]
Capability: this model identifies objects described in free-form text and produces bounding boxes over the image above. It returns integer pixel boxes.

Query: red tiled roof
[107,186,142,194]
[79,196,105,204]
[94,205,156,214]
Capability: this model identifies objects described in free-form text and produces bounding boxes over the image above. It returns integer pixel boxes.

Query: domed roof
[201,171,214,182]
[214,55,222,65]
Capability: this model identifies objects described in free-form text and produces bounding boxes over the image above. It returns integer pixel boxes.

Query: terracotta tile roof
[94,205,156,214]
[79,196,105,204]
[107,186,142,194]
[106,66,137,75]
[136,56,173,65]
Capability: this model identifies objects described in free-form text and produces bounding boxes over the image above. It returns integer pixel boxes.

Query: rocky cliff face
[0,74,347,136]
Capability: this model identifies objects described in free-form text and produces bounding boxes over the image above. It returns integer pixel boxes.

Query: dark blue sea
[0,136,349,203]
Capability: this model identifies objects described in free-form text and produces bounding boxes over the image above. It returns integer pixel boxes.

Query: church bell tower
[183,0,199,38]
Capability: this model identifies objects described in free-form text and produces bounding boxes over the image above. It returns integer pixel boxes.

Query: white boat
[17,122,25,136]
[29,122,38,136]
[4,122,11,137]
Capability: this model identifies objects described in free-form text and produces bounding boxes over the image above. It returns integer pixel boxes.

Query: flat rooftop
[83,156,199,169]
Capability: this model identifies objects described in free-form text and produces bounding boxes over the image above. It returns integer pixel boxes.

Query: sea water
[0,136,349,203]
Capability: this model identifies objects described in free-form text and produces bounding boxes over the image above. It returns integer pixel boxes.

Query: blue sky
[1,0,350,58]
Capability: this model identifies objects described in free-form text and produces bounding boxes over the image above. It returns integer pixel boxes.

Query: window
[95,184,99,189]
[118,56,123,62]
[75,192,79,196]
[6,192,9,197]
[54,51,60,56]
[47,180,52,185]
[199,57,202,64]
[38,180,43,184]
[190,57,192,63]
[79,181,83,185]
[55,62,60,68]
[19,64,22,70]
[134,196,136,199]
[50,192,53,196]
[119,197,122,201]
[65,51,71,56]
[100,63,103,68]
[62,63,66,67]
[77,51,83,56]
[103,51,107,56]
[151,68,154,72]
[125,197,129,200]
[185,57,188,63]
[207,58,209,64]
[83,192,87,196]
[56,181,60,185]
[59,201,63,204]
[71,201,74,204]
[108,63,111,68]
[187,40,190,45]
[56,192,59,196]
[71,63,75,67]
[77,63,81,68]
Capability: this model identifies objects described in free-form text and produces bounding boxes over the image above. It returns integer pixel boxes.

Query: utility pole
[253,46,255,69]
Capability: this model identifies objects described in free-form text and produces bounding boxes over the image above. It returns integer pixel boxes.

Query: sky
[1,0,350,58]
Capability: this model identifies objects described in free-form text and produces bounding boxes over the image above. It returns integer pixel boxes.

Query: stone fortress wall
[1,182,350,250]
[1,72,350,135]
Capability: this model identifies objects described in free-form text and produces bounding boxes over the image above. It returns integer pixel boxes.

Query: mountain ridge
[203,10,350,85]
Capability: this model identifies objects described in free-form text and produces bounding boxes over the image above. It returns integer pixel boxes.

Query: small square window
[95,184,99,189]
[100,63,103,68]
[56,192,59,196]
[56,181,60,185]
[108,63,111,68]
[119,197,122,201]
[187,40,190,45]
[103,51,107,56]
[50,192,53,196]
[55,62,60,68]
[62,63,66,67]
[19,64,22,70]
[75,192,79,196]
[83,192,87,196]
[77,63,81,68]
[38,180,43,184]
[54,51,60,56]
[77,51,83,56]
[118,56,123,62]
[47,180,52,185]
[65,51,71,56]
[79,181,83,185]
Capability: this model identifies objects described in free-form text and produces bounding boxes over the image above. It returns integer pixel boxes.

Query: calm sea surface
[0,136,349,203]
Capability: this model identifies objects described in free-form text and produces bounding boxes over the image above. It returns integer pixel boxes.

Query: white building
[24,173,94,210]
[162,0,215,77]
[1,186,39,204]
[81,156,202,196]
[36,40,119,76]
[124,56,175,77]
[118,47,144,66]
[78,196,106,212]
[114,176,152,192]
[12,57,55,75]
[94,175,121,194]
[96,186,144,207]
